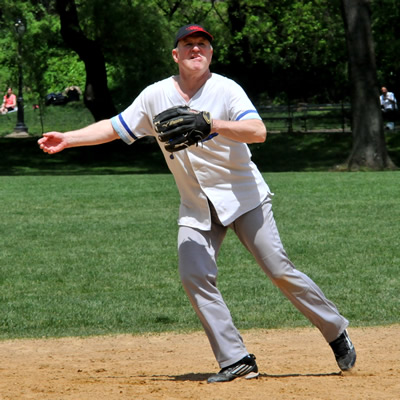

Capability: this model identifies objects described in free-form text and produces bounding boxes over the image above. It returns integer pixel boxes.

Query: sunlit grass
[1,172,399,339]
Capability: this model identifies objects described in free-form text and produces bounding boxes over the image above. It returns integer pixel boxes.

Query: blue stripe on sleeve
[118,114,137,140]
[236,110,261,121]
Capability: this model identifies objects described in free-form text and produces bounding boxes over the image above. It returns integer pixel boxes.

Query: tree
[55,0,116,120]
[341,0,396,170]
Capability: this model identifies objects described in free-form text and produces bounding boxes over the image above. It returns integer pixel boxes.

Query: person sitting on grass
[0,87,17,115]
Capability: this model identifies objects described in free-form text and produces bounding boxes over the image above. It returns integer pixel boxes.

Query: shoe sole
[244,371,259,380]
[207,370,260,383]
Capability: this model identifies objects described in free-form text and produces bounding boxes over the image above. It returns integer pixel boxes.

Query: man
[38,24,356,383]
[380,86,398,130]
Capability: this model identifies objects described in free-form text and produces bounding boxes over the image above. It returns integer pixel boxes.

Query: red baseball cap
[174,24,213,47]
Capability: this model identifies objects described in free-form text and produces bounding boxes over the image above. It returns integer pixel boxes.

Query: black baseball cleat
[329,329,357,371]
[207,354,259,383]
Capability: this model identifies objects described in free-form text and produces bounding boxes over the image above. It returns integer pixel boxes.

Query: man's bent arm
[211,119,266,144]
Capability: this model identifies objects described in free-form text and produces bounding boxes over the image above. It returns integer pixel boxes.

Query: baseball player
[38,24,356,383]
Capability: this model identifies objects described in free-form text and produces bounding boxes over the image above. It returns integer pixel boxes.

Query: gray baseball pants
[178,196,349,368]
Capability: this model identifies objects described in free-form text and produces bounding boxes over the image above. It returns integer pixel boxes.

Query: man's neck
[174,70,211,102]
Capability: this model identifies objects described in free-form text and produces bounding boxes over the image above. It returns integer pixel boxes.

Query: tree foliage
[0,0,398,125]
[371,0,400,92]
[210,0,347,102]
[0,1,69,101]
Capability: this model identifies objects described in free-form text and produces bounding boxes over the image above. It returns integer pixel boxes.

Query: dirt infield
[0,325,399,400]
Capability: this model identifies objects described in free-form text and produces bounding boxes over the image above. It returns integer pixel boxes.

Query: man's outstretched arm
[38,119,119,154]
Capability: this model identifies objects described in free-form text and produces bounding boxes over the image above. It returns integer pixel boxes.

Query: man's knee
[259,248,295,279]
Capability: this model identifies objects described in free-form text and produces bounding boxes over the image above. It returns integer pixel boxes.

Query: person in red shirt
[0,87,17,114]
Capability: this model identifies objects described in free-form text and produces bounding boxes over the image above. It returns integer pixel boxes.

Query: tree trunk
[224,0,253,88]
[341,0,396,170]
[55,0,117,121]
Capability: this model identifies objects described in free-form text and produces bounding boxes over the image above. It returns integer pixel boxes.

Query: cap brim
[174,26,213,47]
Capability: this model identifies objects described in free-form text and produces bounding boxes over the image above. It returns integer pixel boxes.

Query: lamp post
[14,18,28,133]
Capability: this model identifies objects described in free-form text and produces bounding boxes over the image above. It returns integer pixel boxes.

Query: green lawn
[1,172,399,340]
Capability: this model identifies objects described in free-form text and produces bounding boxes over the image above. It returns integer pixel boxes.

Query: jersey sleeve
[190,74,261,124]
[111,94,154,145]
[111,78,176,145]
[223,78,261,122]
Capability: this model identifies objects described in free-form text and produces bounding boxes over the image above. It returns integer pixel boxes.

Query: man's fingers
[37,134,64,154]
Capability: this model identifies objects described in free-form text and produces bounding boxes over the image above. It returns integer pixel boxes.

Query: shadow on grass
[251,130,400,172]
[0,137,169,175]
[250,131,353,172]
[1,131,399,175]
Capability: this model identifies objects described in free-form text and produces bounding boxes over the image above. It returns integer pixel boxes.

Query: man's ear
[172,48,179,64]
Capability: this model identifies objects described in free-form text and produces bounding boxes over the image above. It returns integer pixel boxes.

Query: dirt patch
[0,325,399,400]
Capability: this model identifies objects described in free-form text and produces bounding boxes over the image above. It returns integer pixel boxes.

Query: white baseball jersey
[111,73,271,230]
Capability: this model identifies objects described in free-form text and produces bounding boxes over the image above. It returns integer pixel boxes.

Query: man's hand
[38,132,68,154]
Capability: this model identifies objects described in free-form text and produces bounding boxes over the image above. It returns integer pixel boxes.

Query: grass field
[1,172,399,340]
[1,103,399,340]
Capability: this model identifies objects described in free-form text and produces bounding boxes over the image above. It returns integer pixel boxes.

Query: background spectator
[0,87,17,114]
[380,86,398,130]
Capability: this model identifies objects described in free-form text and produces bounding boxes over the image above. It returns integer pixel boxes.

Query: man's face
[381,87,388,95]
[172,34,213,72]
